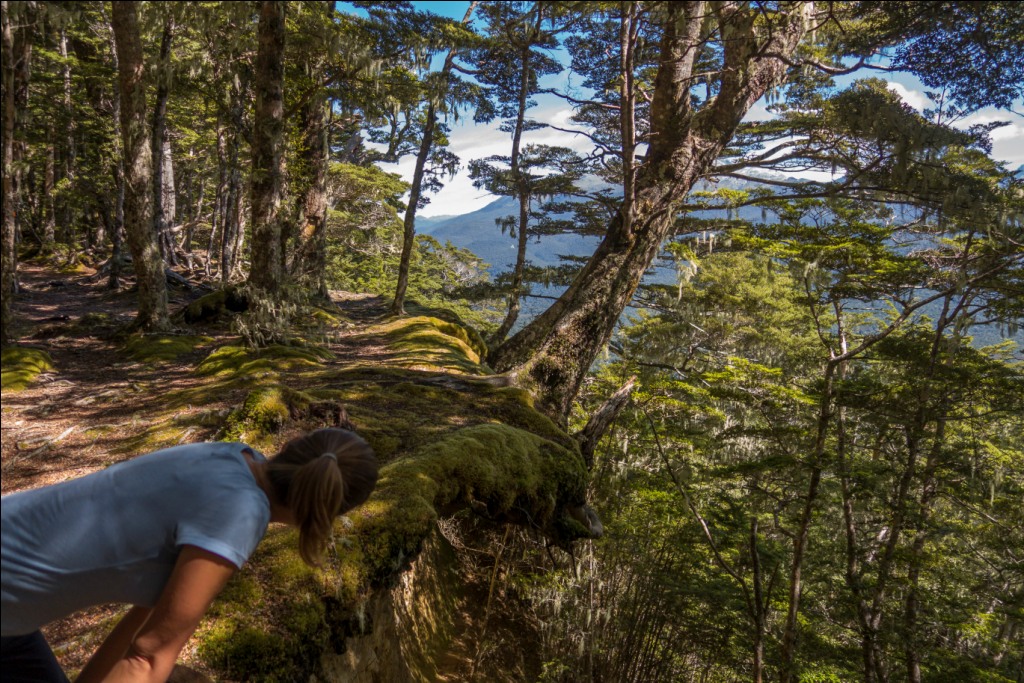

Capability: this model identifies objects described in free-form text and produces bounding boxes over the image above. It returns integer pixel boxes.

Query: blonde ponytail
[267,429,379,566]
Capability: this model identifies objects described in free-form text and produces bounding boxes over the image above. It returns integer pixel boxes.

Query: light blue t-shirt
[1,442,271,636]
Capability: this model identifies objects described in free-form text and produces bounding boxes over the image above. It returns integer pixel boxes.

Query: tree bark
[58,25,74,245]
[392,101,437,315]
[488,2,810,421]
[290,44,330,298]
[111,0,169,330]
[151,12,175,264]
[1,0,36,344]
[247,0,286,294]
[1,0,17,344]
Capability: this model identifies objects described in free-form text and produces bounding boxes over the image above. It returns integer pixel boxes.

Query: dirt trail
[0,261,397,675]
[1,263,398,492]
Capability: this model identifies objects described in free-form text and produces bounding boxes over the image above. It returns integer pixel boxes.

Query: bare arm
[75,546,236,683]
[75,606,152,682]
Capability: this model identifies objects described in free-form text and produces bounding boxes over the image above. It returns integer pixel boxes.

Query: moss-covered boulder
[1,346,54,392]
[180,315,595,681]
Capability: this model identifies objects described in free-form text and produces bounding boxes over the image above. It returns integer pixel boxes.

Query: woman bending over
[1,428,379,682]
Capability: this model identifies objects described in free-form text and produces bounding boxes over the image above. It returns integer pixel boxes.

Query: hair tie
[322,452,337,461]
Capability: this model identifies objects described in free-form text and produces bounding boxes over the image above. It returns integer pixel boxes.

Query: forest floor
[1,259,540,681]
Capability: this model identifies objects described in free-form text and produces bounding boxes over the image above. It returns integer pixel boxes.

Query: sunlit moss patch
[122,334,213,364]
[1,346,54,392]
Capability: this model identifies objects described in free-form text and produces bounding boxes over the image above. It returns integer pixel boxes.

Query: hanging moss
[1,346,54,392]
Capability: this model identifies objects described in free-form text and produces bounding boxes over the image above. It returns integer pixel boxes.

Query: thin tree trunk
[392,1,477,314]
[247,0,286,294]
[208,119,227,278]
[42,143,55,244]
[163,136,176,228]
[619,1,637,232]
[59,25,75,245]
[151,12,175,264]
[102,2,125,289]
[779,362,835,683]
[392,100,437,315]
[489,29,534,348]
[1,0,17,344]
[109,158,126,289]
[112,0,169,330]
[221,157,241,284]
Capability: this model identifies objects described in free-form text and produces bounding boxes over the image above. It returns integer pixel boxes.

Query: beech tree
[467,1,572,346]
[488,1,1024,422]
[487,2,816,419]
[247,0,286,295]
[1,0,36,343]
[111,0,169,330]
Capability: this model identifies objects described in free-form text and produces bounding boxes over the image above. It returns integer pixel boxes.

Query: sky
[344,2,1024,218]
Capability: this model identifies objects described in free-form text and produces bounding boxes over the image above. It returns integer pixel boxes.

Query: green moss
[345,424,588,590]
[197,529,331,682]
[218,383,351,447]
[77,312,117,330]
[116,413,210,454]
[122,334,213,364]
[195,343,333,379]
[1,346,54,391]
[377,316,488,374]
[220,385,291,444]
[197,622,294,682]
[433,319,488,360]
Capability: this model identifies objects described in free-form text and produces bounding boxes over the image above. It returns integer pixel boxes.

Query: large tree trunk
[1,0,36,344]
[247,0,286,294]
[488,2,810,421]
[290,41,329,299]
[111,0,169,331]
[1,0,17,344]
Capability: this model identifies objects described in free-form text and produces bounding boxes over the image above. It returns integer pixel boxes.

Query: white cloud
[886,82,930,112]
[388,82,1023,218]
[953,112,1024,167]
[387,102,599,217]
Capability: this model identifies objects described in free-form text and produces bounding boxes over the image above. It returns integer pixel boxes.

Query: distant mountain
[415,181,1022,347]
[417,196,603,272]
[415,178,773,274]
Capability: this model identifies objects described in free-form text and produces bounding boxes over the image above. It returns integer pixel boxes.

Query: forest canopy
[1,1,1022,682]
